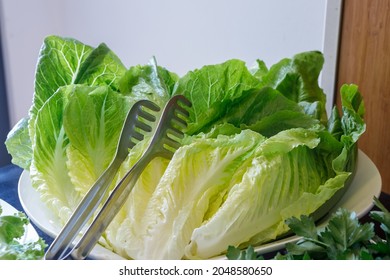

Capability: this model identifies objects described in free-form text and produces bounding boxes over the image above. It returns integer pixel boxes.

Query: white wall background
[0,0,341,126]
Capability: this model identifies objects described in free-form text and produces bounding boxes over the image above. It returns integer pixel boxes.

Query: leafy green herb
[227,197,390,260]
[0,206,47,260]
[226,245,261,260]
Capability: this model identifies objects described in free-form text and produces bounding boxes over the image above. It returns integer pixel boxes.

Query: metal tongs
[44,95,191,260]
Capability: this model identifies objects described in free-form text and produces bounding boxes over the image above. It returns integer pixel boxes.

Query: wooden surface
[336,0,390,194]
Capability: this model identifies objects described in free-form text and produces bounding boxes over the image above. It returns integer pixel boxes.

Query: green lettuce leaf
[249,59,268,79]
[339,84,366,147]
[4,118,32,169]
[63,85,133,194]
[118,57,177,107]
[259,51,327,123]
[175,59,261,135]
[30,86,81,223]
[31,36,94,122]
[219,87,320,137]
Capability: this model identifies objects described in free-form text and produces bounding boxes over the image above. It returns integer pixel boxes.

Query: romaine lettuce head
[6,36,172,224]
[185,129,349,259]
[103,126,353,260]
[4,35,366,260]
[5,35,127,170]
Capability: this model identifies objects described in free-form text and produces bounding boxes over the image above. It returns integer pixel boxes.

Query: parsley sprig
[227,197,390,260]
[0,206,47,260]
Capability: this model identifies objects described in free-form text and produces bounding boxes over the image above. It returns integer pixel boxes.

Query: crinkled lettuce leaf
[63,85,133,194]
[175,59,261,135]
[4,118,32,169]
[258,51,328,124]
[118,57,178,106]
[218,86,320,137]
[29,86,80,223]
[175,52,326,138]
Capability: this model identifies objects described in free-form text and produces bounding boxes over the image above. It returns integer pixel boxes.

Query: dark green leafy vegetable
[226,245,259,260]
[0,206,47,260]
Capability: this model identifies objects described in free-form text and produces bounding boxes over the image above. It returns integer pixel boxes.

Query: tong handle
[44,159,121,260]
[70,153,151,259]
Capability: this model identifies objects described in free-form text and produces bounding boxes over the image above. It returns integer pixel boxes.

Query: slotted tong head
[44,95,191,260]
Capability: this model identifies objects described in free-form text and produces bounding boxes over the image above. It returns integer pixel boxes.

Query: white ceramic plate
[18,150,382,260]
[0,198,40,244]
